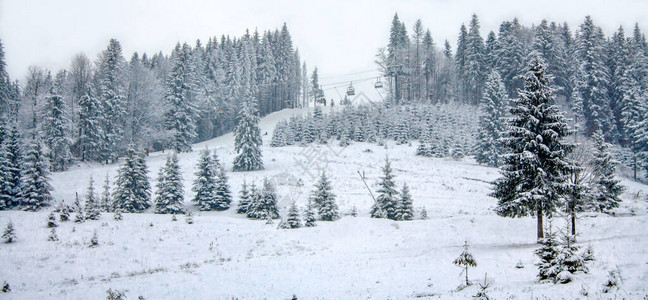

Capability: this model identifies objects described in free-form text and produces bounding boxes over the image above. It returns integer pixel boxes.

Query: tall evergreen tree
[192,149,218,211]
[492,55,573,240]
[97,39,127,163]
[101,173,111,212]
[591,129,624,212]
[165,43,198,153]
[42,87,72,171]
[395,183,414,221]
[475,71,508,167]
[371,157,399,220]
[0,122,21,208]
[464,14,486,104]
[494,19,526,97]
[213,165,233,210]
[77,87,104,162]
[85,176,101,220]
[233,97,263,171]
[247,178,279,219]
[155,153,185,214]
[112,147,151,212]
[20,140,52,211]
[311,171,339,221]
[236,179,251,214]
[575,16,614,138]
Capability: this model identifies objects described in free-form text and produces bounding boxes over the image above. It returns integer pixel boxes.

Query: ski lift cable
[319,69,379,80]
[320,77,375,90]
[319,75,378,87]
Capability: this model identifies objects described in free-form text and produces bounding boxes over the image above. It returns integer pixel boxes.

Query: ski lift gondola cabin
[346,82,355,96]
[374,77,383,89]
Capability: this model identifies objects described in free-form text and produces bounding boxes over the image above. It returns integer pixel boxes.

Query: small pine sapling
[420,206,428,220]
[47,212,58,228]
[59,203,70,222]
[473,273,491,300]
[106,288,126,300]
[304,201,317,227]
[74,210,85,223]
[171,213,177,221]
[1,281,10,292]
[535,225,560,282]
[89,230,99,247]
[284,203,302,229]
[185,211,194,224]
[350,206,358,217]
[113,209,123,221]
[2,221,16,243]
[602,269,621,293]
[48,227,58,241]
[453,241,477,287]
[236,180,251,214]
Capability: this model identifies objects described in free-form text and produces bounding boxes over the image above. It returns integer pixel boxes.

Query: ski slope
[1,106,647,299]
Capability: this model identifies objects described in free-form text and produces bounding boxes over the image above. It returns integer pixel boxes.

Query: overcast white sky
[1,0,647,92]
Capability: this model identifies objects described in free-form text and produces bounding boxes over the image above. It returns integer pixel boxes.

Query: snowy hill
[1,106,648,299]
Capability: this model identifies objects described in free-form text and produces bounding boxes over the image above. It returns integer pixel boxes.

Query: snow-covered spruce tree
[20,140,52,211]
[113,209,123,221]
[535,224,560,282]
[537,221,590,284]
[0,123,22,208]
[247,178,279,219]
[284,202,302,229]
[270,120,287,147]
[575,16,614,139]
[42,88,72,171]
[420,206,428,220]
[2,221,16,243]
[85,176,101,220]
[371,157,399,220]
[97,39,127,164]
[101,174,111,212]
[453,241,478,286]
[77,87,104,162]
[192,149,218,211]
[59,202,70,222]
[89,230,99,248]
[112,147,151,213]
[311,171,339,221]
[0,146,10,210]
[395,183,414,221]
[47,212,58,228]
[213,165,233,211]
[491,54,573,240]
[475,70,507,167]
[155,154,185,214]
[236,179,251,214]
[233,97,263,172]
[554,232,588,283]
[48,227,58,242]
[304,200,317,227]
[590,129,624,212]
[165,43,197,153]
[244,183,262,218]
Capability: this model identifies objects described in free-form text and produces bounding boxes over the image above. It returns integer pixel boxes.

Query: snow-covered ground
[1,106,648,299]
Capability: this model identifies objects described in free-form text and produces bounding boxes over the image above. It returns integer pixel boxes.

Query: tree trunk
[537,206,544,241]
[571,211,576,236]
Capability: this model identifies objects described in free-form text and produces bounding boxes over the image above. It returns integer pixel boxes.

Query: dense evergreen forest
[0,24,303,167]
